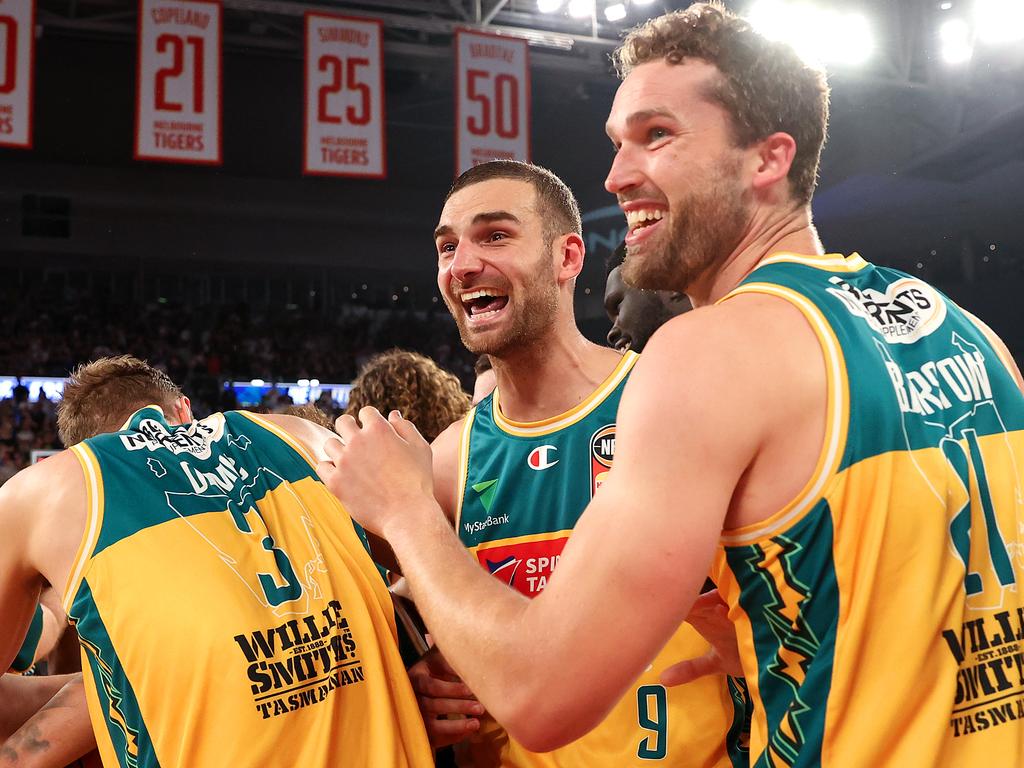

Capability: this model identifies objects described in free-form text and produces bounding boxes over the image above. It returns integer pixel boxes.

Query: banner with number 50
[135,0,222,165]
[304,13,386,178]
[455,29,530,176]
[0,0,35,149]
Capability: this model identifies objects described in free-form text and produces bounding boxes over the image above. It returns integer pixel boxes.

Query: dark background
[2,0,1022,360]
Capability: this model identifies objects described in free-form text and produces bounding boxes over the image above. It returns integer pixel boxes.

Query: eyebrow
[434,210,522,240]
[606,107,676,138]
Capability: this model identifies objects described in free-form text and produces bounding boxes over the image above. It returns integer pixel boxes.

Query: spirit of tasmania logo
[826,276,946,345]
[590,424,615,496]
[476,536,569,597]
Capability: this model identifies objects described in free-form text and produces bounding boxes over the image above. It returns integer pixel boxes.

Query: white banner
[0,0,34,148]
[455,29,530,176]
[304,13,385,177]
[135,0,221,164]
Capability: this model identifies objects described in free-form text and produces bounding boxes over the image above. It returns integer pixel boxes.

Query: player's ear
[173,395,193,424]
[751,132,796,196]
[556,232,585,283]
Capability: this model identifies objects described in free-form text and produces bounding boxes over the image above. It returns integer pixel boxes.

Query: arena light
[747,1,875,67]
[310,378,321,388]
[632,0,656,5]
[940,18,973,63]
[297,378,310,387]
[605,2,627,21]
[973,0,1024,44]
[250,378,265,387]
[567,0,594,18]
[537,0,563,13]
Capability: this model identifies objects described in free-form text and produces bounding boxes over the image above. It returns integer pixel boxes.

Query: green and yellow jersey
[457,352,748,767]
[63,406,432,768]
[713,252,1024,767]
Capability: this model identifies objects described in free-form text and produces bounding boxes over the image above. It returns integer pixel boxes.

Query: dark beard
[448,257,559,357]
[622,162,749,295]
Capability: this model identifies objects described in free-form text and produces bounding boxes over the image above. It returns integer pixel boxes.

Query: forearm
[1,675,94,768]
[385,502,551,736]
[0,676,75,742]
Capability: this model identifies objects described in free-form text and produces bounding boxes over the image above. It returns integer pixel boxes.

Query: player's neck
[491,328,622,424]
[687,205,823,308]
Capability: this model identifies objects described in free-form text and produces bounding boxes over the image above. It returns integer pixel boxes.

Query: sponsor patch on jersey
[590,424,616,496]
[527,444,559,471]
[120,413,226,458]
[475,536,569,597]
[826,276,946,344]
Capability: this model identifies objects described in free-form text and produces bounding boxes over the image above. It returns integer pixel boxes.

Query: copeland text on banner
[0,0,35,148]
[455,29,530,176]
[136,0,222,165]
[304,13,386,178]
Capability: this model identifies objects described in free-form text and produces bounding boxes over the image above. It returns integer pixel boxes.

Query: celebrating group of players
[3,4,1024,767]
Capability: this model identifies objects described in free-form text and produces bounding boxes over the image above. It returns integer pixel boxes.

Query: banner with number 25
[135,0,222,165]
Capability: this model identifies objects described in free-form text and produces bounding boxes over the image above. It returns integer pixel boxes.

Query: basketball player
[318,4,1024,765]
[0,356,432,767]
[604,241,690,353]
[411,160,747,766]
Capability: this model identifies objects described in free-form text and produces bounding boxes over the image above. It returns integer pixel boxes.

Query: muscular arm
[319,304,792,750]
[1,675,94,768]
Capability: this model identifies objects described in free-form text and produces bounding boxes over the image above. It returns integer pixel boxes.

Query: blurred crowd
[0,296,477,482]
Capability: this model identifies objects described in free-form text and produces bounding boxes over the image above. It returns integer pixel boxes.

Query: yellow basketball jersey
[456,354,749,767]
[713,253,1024,766]
[63,406,432,768]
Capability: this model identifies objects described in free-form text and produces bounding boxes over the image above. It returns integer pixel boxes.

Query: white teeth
[459,288,506,304]
[624,209,664,229]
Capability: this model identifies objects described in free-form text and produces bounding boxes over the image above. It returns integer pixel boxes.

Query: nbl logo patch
[590,424,615,496]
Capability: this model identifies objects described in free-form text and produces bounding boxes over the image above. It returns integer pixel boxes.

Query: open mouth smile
[459,288,510,325]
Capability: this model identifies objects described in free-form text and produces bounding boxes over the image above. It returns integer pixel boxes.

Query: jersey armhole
[957,304,1024,391]
[63,444,105,618]
[453,408,477,534]
[716,283,851,545]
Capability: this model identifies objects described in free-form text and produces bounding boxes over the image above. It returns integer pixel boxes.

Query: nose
[607,324,623,349]
[450,242,484,284]
[605,144,642,196]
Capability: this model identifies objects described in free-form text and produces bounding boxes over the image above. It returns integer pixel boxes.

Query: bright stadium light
[633,0,656,5]
[940,18,974,63]
[309,378,321,388]
[747,1,875,67]
[297,378,310,387]
[537,0,562,13]
[250,379,265,387]
[568,0,594,18]
[974,0,1024,44]
[605,2,627,21]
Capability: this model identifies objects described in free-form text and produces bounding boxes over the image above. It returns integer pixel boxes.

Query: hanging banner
[135,0,221,165]
[455,29,530,176]
[0,0,35,148]
[304,13,385,178]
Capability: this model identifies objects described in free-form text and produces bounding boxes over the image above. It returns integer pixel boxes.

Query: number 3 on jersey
[637,684,668,760]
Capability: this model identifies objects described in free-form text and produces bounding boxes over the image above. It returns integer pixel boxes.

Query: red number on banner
[317,55,371,126]
[494,74,519,139]
[466,69,519,139]
[466,69,490,136]
[155,34,206,113]
[346,58,370,125]
[0,16,16,95]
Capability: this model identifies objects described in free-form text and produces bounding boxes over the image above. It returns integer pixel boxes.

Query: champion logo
[527,445,559,471]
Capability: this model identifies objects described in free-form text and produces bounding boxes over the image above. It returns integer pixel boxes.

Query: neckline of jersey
[491,351,639,436]
[118,403,166,432]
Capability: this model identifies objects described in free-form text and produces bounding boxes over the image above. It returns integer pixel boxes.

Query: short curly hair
[613,2,829,204]
[345,350,471,443]
[58,355,183,447]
